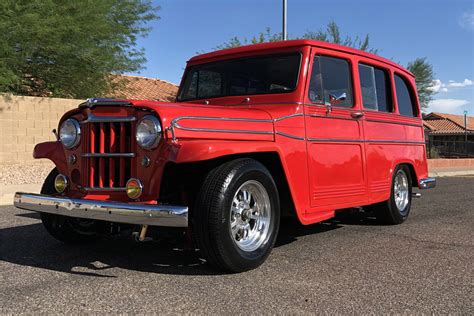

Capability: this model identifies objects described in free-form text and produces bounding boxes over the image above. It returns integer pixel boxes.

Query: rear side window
[358,64,393,112]
[395,74,418,117]
[309,55,353,107]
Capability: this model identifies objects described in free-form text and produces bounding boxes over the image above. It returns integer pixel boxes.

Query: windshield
[178,52,301,101]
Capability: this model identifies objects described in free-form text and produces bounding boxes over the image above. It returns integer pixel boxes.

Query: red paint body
[34,40,429,225]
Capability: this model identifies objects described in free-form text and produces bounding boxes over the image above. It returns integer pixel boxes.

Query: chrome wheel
[394,170,409,213]
[230,180,271,252]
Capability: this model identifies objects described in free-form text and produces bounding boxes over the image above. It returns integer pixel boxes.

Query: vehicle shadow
[0,209,373,277]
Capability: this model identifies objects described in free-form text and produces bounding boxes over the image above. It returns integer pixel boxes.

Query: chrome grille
[81,116,135,190]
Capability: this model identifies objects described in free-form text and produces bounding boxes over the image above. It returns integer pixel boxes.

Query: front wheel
[375,165,412,224]
[193,158,280,272]
[40,168,101,243]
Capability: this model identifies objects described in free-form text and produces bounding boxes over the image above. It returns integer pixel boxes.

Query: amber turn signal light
[126,178,143,199]
[54,174,69,193]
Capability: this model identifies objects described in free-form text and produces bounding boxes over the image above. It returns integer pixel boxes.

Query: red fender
[33,141,68,173]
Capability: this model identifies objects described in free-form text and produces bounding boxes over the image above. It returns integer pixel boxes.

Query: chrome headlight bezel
[136,115,162,150]
[59,118,81,149]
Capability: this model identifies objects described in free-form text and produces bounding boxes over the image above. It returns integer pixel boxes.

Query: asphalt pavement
[0,176,472,314]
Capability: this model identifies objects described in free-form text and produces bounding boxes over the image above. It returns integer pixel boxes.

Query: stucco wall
[0,95,81,164]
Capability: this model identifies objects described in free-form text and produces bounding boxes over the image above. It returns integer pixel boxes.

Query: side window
[309,55,353,107]
[181,71,198,100]
[395,74,417,117]
[180,69,222,100]
[358,64,392,112]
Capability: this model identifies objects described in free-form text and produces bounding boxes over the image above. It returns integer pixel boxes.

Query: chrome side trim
[367,140,426,145]
[82,153,135,158]
[175,125,274,135]
[306,113,358,121]
[171,116,274,136]
[419,177,436,189]
[167,114,425,144]
[81,114,136,124]
[275,131,306,140]
[307,138,363,143]
[273,113,305,122]
[307,138,426,145]
[172,116,274,124]
[365,119,422,128]
[14,192,188,227]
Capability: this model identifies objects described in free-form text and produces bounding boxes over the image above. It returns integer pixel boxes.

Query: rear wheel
[40,168,101,243]
[193,158,280,272]
[375,165,412,224]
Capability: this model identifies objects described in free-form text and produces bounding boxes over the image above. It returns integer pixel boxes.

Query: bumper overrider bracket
[419,177,436,189]
[14,193,188,227]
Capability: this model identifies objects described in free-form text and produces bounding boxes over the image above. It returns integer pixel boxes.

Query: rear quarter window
[358,64,393,112]
[395,74,418,117]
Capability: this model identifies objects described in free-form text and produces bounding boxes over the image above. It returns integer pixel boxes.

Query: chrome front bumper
[14,192,188,227]
[419,177,436,189]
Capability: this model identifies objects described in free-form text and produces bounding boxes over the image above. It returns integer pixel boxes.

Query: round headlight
[136,115,162,149]
[60,118,81,149]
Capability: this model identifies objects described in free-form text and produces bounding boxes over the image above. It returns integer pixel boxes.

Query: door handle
[351,111,365,119]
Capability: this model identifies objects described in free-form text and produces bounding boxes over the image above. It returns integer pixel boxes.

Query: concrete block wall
[0,95,81,164]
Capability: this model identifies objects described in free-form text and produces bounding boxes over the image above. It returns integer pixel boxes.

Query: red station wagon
[14,40,436,272]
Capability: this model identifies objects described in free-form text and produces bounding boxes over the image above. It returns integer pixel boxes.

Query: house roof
[423,112,474,134]
[107,75,178,102]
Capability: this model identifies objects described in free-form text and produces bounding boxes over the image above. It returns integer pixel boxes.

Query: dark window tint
[395,74,417,117]
[180,70,222,100]
[309,56,353,107]
[178,53,301,101]
[358,64,392,112]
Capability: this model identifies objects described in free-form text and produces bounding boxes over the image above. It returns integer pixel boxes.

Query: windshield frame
[177,51,303,102]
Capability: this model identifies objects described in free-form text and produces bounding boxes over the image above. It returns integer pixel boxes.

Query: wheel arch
[159,151,297,218]
[395,161,418,188]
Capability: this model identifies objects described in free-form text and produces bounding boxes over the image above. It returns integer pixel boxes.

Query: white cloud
[447,79,473,88]
[429,78,473,93]
[428,99,469,112]
[459,12,474,30]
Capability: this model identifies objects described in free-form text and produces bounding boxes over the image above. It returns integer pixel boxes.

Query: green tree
[0,0,159,98]
[407,57,435,110]
[216,21,436,109]
[215,21,376,53]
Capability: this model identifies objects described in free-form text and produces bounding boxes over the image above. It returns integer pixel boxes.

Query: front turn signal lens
[126,178,143,199]
[54,174,69,193]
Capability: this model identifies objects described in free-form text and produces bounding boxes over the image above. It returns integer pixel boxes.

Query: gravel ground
[0,162,54,186]
[0,176,473,314]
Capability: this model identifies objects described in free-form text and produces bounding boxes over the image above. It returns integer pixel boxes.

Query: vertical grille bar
[89,124,95,187]
[109,123,116,187]
[99,122,105,188]
[119,122,126,187]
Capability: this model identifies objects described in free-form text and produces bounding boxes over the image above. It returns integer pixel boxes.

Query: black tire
[40,168,101,243]
[193,158,280,272]
[375,165,412,225]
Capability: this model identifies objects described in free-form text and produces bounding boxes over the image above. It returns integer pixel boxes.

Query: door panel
[306,106,367,208]
[304,49,368,210]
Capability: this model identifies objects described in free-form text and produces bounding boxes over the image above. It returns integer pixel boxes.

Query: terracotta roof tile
[424,112,474,134]
[107,74,178,102]
[425,112,474,130]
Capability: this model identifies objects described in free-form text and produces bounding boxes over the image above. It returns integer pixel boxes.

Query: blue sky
[131,0,474,115]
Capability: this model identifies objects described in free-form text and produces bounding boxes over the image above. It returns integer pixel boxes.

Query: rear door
[304,48,368,210]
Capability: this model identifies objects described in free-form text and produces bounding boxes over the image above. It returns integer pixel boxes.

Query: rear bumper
[419,177,436,189]
[14,192,188,227]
